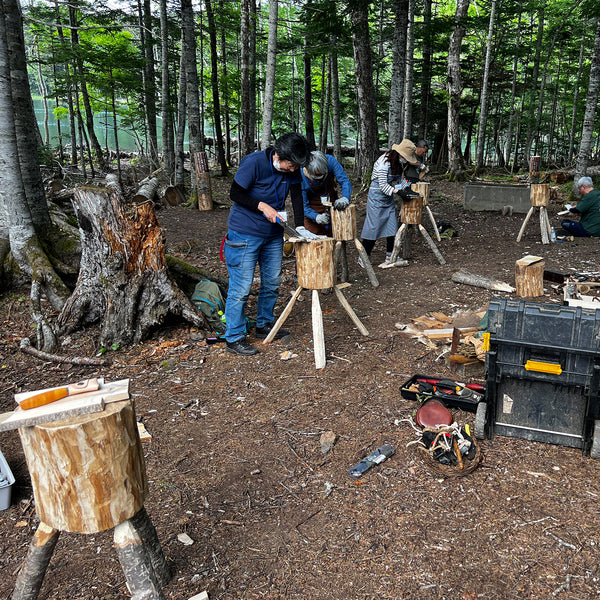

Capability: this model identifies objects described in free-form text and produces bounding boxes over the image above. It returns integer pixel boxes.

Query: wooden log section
[530,183,550,207]
[193,151,213,211]
[295,238,335,290]
[410,182,430,206]
[132,177,159,205]
[529,155,541,183]
[400,195,423,225]
[18,400,147,534]
[515,255,544,298]
[11,522,60,600]
[331,204,357,240]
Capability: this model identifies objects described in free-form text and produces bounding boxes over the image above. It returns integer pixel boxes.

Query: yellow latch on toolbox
[524,360,562,375]
[482,332,490,352]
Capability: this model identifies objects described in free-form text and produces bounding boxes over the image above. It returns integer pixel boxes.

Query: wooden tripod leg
[540,206,550,244]
[12,522,60,600]
[426,206,441,241]
[334,241,346,283]
[262,286,303,344]
[387,223,407,264]
[517,206,535,242]
[130,507,171,587]
[312,290,326,369]
[114,519,165,600]
[354,239,379,288]
[334,286,369,336]
[340,241,349,283]
[418,224,447,265]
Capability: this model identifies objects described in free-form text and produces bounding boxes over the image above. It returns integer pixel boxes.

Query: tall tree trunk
[523,9,544,163]
[402,0,415,139]
[446,0,469,179]
[240,0,252,157]
[330,36,342,160]
[181,0,204,192]
[568,33,586,164]
[350,0,379,180]
[304,37,316,149]
[205,0,228,175]
[504,4,523,167]
[175,41,187,189]
[219,0,231,165]
[475,0,497,170]
[5,0,49,229]
[69,2,104,169]
[319,56,331,153]
[159,0,175,176]
[142,0,158,165]
[418,0,432,140]
[576,18,600,180]
[388,0,408,145]
[249,0,257,148]
[261,0,278,148]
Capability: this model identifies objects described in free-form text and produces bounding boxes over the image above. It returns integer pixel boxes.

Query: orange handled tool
[19,379,100,410]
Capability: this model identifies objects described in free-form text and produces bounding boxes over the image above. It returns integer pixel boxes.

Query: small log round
[410,182,430,206]
[530,183,549,207]
[193,151,213,211]
[400,195,423,225]
[18,400,147,534]
[331,205,356,240]
[515,256,545,297]
[295,238,335,290]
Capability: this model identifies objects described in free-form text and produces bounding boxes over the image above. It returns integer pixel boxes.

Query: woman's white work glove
[315,212,330,225]
[295,226,320,240]
[333,197,350,211]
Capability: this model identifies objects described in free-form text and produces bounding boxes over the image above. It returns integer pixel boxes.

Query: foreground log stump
[515,255,545,297]
[12,399,169,600]
[18,400,146,533]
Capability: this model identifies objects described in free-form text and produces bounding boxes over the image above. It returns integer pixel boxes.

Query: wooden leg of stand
[418,224,447,265]
[114,519,165,600]
[130,507,171,587]
[334,286,369,336]
[354,239,379,287]
[263,286,303,344]
[311,290,326,369]
[517,206,535,242]
[426,206,441,241]
[540,206,550,244]
[341,241,349,283]
[12,523,60,600]
[387,223,407,264]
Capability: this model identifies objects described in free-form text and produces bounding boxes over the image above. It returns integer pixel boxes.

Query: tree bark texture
[350,0,380,180]
[331,205,356,241]
[240,0,253,157]
[296,238,335,290]
[159,0,174,176]
[261,0,278,148]
[57,185,205,347]
[446,0,469,178]
[388,0,408,145]
[142,0,158,165]
[402,0,415,139]
[515,256,544,297]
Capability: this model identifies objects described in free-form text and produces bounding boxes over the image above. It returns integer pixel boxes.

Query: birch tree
[159,0,174,176]
[402,0,415,139]
[388,0,408,146]
[575,18,600,180]
[261,0,278,148]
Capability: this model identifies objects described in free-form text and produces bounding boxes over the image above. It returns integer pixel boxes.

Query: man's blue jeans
[224,229,283,343]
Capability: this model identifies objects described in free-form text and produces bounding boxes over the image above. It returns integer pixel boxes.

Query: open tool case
[399,374,485,412]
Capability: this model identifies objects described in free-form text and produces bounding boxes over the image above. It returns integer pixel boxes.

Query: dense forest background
[13,0,600,182]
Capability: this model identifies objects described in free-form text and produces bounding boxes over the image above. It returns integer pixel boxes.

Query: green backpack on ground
[191,280,226,334]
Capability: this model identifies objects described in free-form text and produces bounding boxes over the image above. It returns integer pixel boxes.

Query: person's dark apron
[304,173,339,235]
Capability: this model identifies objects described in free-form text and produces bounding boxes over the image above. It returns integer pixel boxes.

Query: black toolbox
[483,299,600,454]
[400,374,485,412]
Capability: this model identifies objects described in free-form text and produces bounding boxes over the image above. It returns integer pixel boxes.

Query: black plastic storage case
[483,299,600,455]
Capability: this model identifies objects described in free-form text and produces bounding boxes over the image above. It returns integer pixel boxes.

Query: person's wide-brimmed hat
[392,140,420,165]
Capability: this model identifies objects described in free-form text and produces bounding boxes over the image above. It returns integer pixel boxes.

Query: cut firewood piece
[422,327,480,339]
[515,255,544,297]
[411,316,447,328]
[452,269,515,293]
[331,204,356,241]
[429,312,452,323]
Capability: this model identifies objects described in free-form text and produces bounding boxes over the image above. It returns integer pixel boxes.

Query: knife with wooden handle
[19,378,100,410]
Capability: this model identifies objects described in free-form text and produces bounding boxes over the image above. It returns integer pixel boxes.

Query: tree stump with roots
[56,186,205,348]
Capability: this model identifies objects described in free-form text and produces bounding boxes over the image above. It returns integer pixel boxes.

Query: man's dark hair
[273,133,311,167]
[416,139,430,150]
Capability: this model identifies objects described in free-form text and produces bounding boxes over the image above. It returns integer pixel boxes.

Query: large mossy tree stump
[56,186,205,348]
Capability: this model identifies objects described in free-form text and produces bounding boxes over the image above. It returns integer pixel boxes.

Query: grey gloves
[333,197,350,211]
[315,212,330,225]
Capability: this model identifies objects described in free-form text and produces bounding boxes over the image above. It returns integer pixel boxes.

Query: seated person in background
[300,151,352,236]
[561,176,600,237]
[397,139,430,183]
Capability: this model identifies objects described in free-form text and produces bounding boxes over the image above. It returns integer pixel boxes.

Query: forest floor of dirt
[2,172,600,600]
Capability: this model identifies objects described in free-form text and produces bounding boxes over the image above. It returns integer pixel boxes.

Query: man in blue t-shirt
[224,132,311,356]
